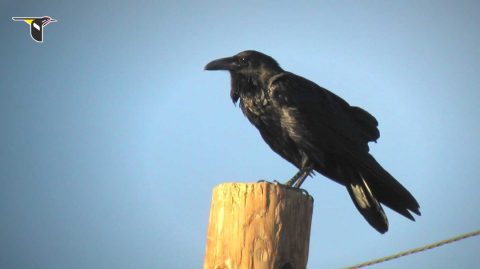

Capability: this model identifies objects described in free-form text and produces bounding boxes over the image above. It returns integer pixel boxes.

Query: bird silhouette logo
[12,16,57,43]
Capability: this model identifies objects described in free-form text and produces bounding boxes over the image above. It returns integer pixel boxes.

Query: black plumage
[205,50,420,233]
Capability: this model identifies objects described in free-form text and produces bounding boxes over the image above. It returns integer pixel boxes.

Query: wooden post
[203,182,314,269]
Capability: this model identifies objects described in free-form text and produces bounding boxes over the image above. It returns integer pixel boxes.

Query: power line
[344,229,480,269]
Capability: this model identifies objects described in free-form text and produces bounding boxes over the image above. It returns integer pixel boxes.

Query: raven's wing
[268,72,420,219]
[267,72,373,156]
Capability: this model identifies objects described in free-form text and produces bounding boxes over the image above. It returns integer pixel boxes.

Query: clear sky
[1,1,479,268]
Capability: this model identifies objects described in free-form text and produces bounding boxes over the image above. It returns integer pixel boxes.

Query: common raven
[205,50,420,233]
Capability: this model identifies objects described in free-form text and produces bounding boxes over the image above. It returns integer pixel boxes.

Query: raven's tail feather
[361,160,421,220]
[315,153,420,233]
[345,154,421,233]
[346,169,389,233]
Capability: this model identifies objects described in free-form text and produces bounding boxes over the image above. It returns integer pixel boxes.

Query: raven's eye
[240,57,248,64]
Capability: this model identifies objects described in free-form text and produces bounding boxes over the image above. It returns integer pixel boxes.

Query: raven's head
[205,50,283,103]
[205,50,282,75]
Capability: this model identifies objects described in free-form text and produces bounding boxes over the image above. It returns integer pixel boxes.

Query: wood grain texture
[203,182,313,269]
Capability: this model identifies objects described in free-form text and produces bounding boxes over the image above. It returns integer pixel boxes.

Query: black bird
[205,50,420,233]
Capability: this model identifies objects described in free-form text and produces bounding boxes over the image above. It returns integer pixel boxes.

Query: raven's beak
[204,57,238,71]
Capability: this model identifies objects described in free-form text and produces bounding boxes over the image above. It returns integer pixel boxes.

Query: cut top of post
[203,182,314,269]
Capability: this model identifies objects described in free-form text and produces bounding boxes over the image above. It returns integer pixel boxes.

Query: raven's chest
[239,90,279,126]
[238,88,305,167]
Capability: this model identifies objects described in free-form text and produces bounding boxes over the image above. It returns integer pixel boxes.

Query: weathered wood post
[203,182,314,269]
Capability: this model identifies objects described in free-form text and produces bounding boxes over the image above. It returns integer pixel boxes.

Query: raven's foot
[256,179,312,199]
[256,179,281,185]
[289,186,313,201]
[298,188,310,197]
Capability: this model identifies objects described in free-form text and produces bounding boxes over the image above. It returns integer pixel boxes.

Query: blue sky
[1,1,479,268]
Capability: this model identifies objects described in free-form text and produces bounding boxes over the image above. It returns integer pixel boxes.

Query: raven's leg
[293,169,311,188]
[285,168,312,187]
[284,169,304,186]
